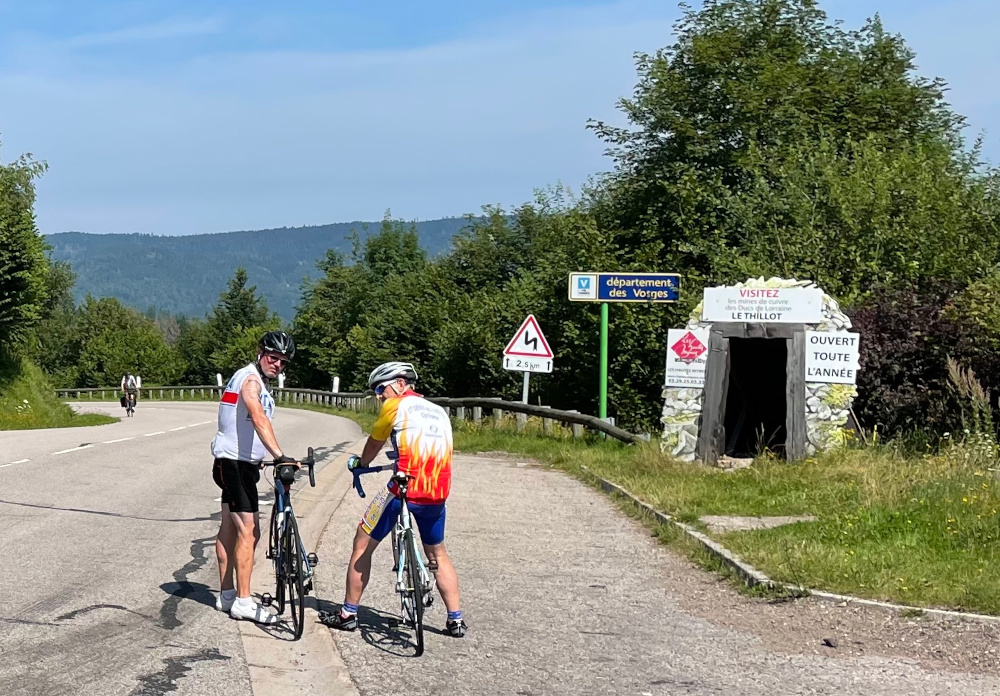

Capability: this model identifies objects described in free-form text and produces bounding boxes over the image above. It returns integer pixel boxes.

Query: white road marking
[189,420,214,427]
[53,444,93,455]
[143,431,165,437]
[104,437,135,444]
[10,459,29,465]
[169,426,187,431]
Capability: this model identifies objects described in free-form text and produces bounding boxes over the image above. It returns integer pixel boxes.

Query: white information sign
[702,287,822,324]
[665,328,710,388]
[503,315,554,374]
[805,331,860,385]
[569,273,599,301]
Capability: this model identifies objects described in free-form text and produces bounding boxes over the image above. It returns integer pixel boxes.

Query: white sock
[221,589,236,600]
[234,596,253,608]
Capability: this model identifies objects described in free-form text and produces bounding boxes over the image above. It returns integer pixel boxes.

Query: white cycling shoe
[216,591,236,613]
[229,598,278,625]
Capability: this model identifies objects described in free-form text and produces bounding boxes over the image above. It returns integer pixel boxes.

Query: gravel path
[316,453,1000,696]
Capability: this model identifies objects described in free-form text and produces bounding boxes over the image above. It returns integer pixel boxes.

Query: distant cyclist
[120,373,140,414]
[323,361,467,637]
[211,331,298,625]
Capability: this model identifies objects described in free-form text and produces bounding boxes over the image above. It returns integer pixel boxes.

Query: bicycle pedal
[304,580,313,593]
[307,553,319,566]
[260,593,273,607]
[424,595,434,608]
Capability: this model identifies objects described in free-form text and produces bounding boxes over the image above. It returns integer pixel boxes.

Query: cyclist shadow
[313,597,425,657]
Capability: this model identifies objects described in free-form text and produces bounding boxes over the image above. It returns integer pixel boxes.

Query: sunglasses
[263,353,289,367]
[374,381,396,396]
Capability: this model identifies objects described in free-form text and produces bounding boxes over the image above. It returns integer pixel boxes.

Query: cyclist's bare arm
[358,436,387,466]
[241,377,284,460]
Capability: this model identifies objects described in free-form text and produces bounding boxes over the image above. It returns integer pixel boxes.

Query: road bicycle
[349,454,435,656]
[262,448,318,640]
[122,392,136,417]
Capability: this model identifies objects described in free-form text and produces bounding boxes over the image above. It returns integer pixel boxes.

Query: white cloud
[63,17,223,49]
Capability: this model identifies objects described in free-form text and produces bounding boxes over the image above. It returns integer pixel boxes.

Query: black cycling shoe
[319,610,358,632]
[446,619,468,638]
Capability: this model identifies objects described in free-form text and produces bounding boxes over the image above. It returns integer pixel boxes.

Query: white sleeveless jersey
[211,363,275,462]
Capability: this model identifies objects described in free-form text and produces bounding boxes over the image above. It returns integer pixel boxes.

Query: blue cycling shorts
[359,484,447,546]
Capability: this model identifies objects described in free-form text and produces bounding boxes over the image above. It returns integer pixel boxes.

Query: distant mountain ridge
[46,218,472,320]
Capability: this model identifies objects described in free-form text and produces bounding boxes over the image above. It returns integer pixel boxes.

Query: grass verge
[1,360,116,430]
[224,402,1000,615]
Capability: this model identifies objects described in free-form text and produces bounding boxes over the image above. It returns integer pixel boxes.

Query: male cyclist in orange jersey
[323,361,467,637]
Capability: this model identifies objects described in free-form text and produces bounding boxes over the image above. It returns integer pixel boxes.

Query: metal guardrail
[56,386,643,444]
[54,386,377,413]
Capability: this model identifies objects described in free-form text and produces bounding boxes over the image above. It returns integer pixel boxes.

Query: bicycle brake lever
[353,474,366,499]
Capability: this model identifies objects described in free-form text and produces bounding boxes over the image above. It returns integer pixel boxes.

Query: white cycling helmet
[367,361,418,390]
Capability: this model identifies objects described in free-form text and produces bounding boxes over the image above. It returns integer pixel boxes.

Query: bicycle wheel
[402,529,425,656]
[269,506,286,615]
[284,513,306,640]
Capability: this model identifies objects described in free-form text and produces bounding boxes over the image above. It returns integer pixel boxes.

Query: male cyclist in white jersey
[211,331,298,624]
[121,373,140,414]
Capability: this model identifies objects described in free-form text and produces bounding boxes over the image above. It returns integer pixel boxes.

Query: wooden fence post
[472,406,482,423]
[542,405,553,434]
[566,410,584,439]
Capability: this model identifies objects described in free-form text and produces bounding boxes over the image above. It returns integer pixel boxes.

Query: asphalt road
[0,401,359,696]
[318,453,1000,696]
[7,405,1000,695]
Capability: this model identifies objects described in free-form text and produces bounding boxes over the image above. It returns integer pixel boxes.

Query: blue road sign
[569,272,680,303]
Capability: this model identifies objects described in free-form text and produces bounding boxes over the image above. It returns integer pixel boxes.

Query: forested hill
[46,218,471,320]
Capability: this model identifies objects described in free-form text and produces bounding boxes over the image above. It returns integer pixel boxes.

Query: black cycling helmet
[258,331,296,360]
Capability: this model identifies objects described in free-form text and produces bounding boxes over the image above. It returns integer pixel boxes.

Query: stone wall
[661,277,856,461]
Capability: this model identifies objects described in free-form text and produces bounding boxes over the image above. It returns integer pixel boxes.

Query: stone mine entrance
[723,338,787,457]
[661,278,860,465]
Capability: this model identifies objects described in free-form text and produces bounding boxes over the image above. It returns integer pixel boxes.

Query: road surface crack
[158,535,214,630]
[128,648,230,695]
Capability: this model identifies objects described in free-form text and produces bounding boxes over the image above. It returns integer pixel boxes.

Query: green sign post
[569,272,681,420]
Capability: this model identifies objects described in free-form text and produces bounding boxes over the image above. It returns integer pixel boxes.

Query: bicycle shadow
[313,597,422,657]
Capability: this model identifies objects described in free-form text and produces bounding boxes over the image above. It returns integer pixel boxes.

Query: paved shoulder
[317,453,1000,696]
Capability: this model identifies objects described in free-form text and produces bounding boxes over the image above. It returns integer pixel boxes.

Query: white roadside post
[503,315,554,414]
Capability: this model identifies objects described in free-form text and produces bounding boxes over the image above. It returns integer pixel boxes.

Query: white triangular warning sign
[503,315,553,358]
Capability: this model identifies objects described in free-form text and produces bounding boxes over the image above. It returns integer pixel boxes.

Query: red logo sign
[671,331,707,364]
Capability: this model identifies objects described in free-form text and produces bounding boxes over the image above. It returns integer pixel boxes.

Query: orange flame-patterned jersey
[370,390,453,504]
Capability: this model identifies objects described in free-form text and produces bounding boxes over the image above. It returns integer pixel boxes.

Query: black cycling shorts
[213,458,261,513]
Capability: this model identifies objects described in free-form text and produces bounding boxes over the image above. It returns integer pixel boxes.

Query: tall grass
[0,359,115,430]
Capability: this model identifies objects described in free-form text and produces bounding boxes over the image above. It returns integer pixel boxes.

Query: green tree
[0,146,49,357]
[30,259,82,386]
[73,296,183,386]
[175,317,217,384]
[589,0,992,295]
[206,268,280,375]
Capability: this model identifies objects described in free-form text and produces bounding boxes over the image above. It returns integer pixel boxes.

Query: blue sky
[0,0,997,236]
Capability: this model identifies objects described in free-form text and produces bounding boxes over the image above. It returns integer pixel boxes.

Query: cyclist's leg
[217,460,261,598]
[213,461,237,592]
[346,489,398,605]
[412,503,461,614]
